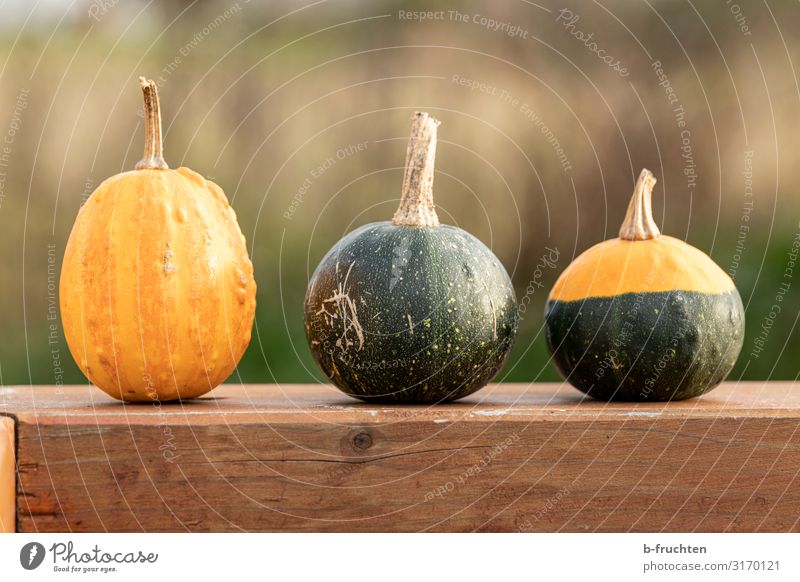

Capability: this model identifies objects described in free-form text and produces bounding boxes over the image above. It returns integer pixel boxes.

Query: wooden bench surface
[1,382,799,532]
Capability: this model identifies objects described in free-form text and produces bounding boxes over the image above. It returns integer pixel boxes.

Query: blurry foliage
[0,0,798,387]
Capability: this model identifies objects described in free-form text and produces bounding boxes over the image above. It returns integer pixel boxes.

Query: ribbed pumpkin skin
[304,222,518,403]
[544,236,745,401]
[60,167,256,402]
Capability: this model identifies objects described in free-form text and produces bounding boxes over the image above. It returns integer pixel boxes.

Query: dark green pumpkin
[304,113,518,403]
[544,169,745,401]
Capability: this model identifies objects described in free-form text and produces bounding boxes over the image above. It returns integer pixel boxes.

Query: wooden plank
[2,382,799,532]
[0,416,14,532]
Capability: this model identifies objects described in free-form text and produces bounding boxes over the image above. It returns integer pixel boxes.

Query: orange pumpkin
[60,78,256,402]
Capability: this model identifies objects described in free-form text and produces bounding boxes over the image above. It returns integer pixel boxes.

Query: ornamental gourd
[545,169,744,401]
[304,112,518,403]
[60,78,256,402]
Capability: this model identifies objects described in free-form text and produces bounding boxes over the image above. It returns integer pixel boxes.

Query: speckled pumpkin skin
[545,290,744,401]
[60,167,256,402]
[544,236,745,401]
[304,222,518,403]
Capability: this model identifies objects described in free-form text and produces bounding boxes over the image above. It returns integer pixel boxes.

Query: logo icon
[20,542,46,570]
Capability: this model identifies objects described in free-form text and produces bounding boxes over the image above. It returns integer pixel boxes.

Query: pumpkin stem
[135,77,169,170]
[392,112,440,227]
[619,168,660,240]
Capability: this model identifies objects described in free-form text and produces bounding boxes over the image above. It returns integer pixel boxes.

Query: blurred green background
[0,0,798,388]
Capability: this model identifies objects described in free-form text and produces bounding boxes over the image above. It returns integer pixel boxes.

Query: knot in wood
[351,431,373,450]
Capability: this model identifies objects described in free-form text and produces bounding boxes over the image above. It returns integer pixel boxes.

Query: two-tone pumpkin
[545,169,744,401]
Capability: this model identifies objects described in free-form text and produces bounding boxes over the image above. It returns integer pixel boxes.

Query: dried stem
[619,168,660,240]
[392,112,440,227]
[135,77,169,170]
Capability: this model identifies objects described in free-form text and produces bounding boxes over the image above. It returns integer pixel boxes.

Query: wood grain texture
[2,382,799,532]
[0,416,14,533]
